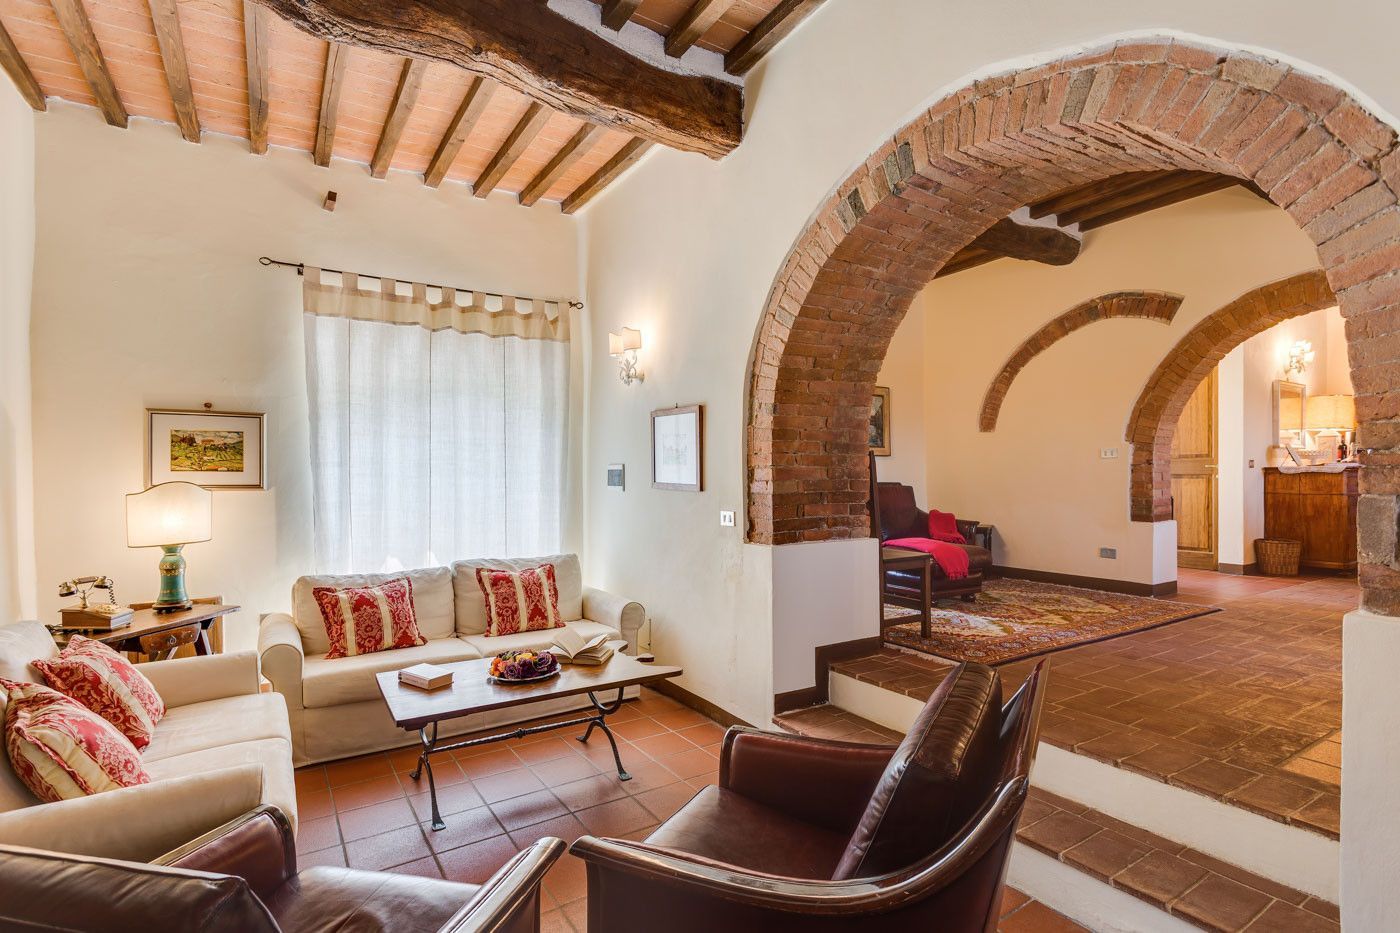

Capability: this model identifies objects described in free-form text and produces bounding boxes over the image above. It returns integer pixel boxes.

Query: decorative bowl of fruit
[487,649,560,684]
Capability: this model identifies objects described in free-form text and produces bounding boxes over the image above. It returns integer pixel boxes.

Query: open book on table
[550,627,617,666]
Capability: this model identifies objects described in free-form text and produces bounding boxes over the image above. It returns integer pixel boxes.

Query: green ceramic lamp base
[152,544,193,614]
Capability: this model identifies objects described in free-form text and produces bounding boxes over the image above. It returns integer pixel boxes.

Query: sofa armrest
[439,837,565,932]
[721,727,895,834]
[0,764,265,862]
[138,651,261,708]
[258,613,305,711]
[156,805,295,904]
[582,587,646,654]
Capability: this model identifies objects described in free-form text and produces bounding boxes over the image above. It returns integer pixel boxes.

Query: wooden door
[1172,369,1217,570]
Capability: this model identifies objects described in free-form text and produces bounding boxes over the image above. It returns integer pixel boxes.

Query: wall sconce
[1284,339,1315,377]
[609,327,643,386]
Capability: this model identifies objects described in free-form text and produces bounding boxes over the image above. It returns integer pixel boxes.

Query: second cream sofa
[259,554,645,766]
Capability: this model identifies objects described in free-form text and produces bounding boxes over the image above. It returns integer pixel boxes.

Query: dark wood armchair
[570,662,1046,932]
[0,805,563,932]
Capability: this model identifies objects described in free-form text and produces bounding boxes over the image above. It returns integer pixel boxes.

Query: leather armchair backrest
[875,483,927,541]
[832,664,1003,880]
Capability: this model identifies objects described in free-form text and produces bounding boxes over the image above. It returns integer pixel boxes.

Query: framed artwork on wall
[869,387,891,457]
[147,408,266,489]
[651,404,703,491]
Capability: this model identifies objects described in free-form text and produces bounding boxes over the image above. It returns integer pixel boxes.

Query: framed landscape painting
[869,387,891,456]
[147,409,266,489]
[651,404,703,491]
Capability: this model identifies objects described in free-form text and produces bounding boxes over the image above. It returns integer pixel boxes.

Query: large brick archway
[1125,270,1337,522]
[745,37,1400,611]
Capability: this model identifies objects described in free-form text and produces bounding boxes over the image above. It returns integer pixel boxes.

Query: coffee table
[376,653,682,830]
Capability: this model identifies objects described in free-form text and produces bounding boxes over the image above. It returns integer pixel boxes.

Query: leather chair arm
[156,805,295,906]
[438,837,565,932]
[720,727,895,834]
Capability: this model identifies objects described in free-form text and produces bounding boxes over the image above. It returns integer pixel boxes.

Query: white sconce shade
[609,327,643,356]
[1284,339,1315,377]
[126,482,213,547]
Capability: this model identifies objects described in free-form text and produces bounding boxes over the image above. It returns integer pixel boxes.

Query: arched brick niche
[1125,271,1336,522]
[980,291,1184,432]
[744,37,1400,611]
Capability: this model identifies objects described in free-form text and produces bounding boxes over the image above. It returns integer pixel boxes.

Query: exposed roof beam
[314,42,348,166]
[146,0,200,142]
[520,123,605,207]
[724,0,823,76]
[1078,176,1239,230]
[1028,171,1163,220]
[600,0,643,30]
[242,0,269,153]
[49,0,126,127]
[425,75,495,188]
[370,57,428,178]
[969,218,1081,266]
[251,0,742,159]
[666,0,735,58]
[562,137,651,214]
[474,101,550,198]
[1058,173,1221,227]
[0,18,46,111]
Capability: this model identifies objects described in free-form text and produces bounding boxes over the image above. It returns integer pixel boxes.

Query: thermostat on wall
[607,464,625,490]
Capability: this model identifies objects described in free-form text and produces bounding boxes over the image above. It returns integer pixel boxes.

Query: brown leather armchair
[873,479,994,601]
[571,662,1046,932]
[0,805,562,933]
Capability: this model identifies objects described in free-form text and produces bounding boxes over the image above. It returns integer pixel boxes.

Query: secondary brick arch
[1125,271,1336,522]
[744,36,1400,611]
[980,290,1184,432]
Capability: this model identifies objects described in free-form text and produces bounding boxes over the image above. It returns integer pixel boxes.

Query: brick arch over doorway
[744,37,1400,610]
[980,290,1184,432]
[1125,270,1337,522]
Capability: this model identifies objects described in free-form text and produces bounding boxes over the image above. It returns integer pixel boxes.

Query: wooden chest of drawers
[1262,467,1358,571]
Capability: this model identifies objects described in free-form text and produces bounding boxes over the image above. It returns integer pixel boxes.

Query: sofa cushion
[143,693,291,763]
[301,639,484,709]
[453,555,583,636]
[477,564,565,636]
[145,737,298,831]
[292,567,455,656]
[462,619,619,658]
[312,577,427,660]
[0,623,63,811]
[33,634,166,750]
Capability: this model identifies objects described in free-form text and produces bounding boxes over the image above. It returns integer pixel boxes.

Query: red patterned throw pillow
[33,634,166,751]
[477,564,564,637]
[1,679,151,802]
[312,577,426,660]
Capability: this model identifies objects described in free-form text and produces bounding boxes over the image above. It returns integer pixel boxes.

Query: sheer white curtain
[303,270,569,573]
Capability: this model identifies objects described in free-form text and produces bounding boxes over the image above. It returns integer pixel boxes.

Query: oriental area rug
[883,578,1218,665]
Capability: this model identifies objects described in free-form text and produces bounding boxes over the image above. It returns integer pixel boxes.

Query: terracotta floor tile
[575,796,655,837]
[1290,794,1340,836]
[635,782,700,822]
[407,779,485,820]
[1300,897,1340,922]
[421,804,507,853]
[344,824,432,871]
[472,767,547,804]
[1171,760,1259,798]
[508,813,588,850]
[561,897,588,931]
[389,856,445,879]
[539,908,571,933]
[609,717,668,741]
[531,753,600,786]
[630,730,700,760]
[325,753,395,787]
[552,772,631,811]
[1113,850,1210,905]
[653,747,719,780]
[1226,774,1321,819]
[998,899,1090,932]
[489,789,569,831]
[1017,812,1101,856]
[298,846,347,868]
[455,747,526,778]
[337,796,418,842]
[512,737,585,766]
[1300,737,1341,767]
[539,846,589,905]
[297,788,334,821]
[615,758,684,794]
[651,708,710,731]
[998,887,1030,917]
[1244,900,1338,932]
[397,757,471,788]
[1060,829,1152,882]
[295,815,341,853]
[438,835,521,885]
[294,766,328,794]
[1172,873,1272,930]
[1281,757,1341,785]
[330,774,406,812]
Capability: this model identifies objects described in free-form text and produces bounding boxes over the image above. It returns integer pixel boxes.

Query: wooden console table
[55,600,239,660]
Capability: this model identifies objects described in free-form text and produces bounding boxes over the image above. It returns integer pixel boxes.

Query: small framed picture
[147,409,266,490]
[869,387,891,457]
[651,405,703,491]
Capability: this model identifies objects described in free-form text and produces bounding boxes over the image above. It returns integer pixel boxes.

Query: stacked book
[550,628,620,666]
[398,662,454,690]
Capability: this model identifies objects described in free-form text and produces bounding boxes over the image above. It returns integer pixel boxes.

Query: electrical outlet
[1099,547,1118,559]
[719,510,736,527]
[1100,447,1119,459]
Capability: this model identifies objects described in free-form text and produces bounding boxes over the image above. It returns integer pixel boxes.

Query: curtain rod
[258,257,584,310]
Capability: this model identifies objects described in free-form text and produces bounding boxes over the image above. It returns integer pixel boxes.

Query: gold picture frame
[869,387,891,457]
[146,408,266,490]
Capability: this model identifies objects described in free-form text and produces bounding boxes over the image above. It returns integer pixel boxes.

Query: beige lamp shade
[126,482,213,547]
[608,327,642,356]
[1306,394,1357,430]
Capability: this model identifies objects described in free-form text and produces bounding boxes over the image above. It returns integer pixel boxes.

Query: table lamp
[126,481,212,613]
[1306,394,1357,460]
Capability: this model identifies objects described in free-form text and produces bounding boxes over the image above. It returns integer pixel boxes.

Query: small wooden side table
[54,600,240,661]
[881,547,932,638]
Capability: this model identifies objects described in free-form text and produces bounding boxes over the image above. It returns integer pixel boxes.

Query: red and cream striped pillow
[2,679,151,802]
[312,576,427,659]
[33,634,165,750]
[476,564,565,637]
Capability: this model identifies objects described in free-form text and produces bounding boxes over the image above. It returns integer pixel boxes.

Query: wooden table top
[376,654,682,730]
[57,603,241,642]
[882,546,933,566]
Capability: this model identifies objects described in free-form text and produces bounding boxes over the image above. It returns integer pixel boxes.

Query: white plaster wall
[0,80,37,623]
[771,538,878,698]
[29,104,581,652]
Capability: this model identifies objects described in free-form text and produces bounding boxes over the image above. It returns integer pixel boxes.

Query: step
[775,705,1338,933]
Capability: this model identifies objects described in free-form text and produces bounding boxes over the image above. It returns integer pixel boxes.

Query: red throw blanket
[885,537,971,580]
[928,509,966,544]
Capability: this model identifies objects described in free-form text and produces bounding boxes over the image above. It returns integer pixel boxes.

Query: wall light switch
[1248,459,1256,468]
[1100,447,1120,459]
[719,510,736,527]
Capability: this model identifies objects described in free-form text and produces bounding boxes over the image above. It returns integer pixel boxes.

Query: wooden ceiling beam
[1058,172,1219,227]
[250,0,742,158]
[1078,176,1240,230]
[425,75,495,188]
[146,0,200,142]
[562,137,651,214]
[1028,171,1163,220]
[243,0,269,153]
[970,218,1081,266]
[665,0,735,58]
[724,0,823,76]
[519,123,605,207]
[49,0,126,127]
[314,42,349,166]
[0,19,46,111]
[600,0,643,30]
[474,101,551,198]
[370,57,428,178]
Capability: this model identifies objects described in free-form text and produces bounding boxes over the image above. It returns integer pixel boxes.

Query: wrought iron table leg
[409,722,445,831]
[580,688,631,781]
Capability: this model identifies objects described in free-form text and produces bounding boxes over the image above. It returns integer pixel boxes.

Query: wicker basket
[1255,538,1302,576]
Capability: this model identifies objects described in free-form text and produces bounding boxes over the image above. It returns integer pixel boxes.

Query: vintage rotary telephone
[57,576,130,627]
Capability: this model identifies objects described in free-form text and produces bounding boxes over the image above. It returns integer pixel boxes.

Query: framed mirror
[1273,380,1307,448]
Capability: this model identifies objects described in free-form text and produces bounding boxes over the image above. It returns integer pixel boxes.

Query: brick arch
[745,37,1400,609]
[980,291,1184,432]
[1125,271,1336,522]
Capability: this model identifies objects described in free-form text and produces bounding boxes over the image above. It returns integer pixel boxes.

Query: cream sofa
[0,620,296,860]
[259,554,646,766]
